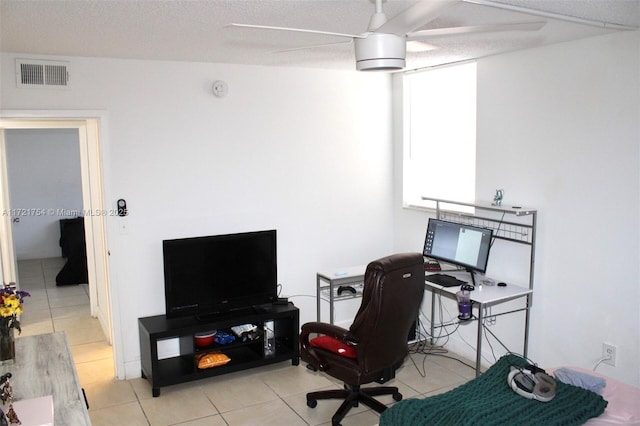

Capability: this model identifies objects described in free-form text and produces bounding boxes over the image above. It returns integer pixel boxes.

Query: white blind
[403,62,477,209]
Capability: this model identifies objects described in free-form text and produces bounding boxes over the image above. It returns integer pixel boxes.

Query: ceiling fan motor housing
[354,33,406,71]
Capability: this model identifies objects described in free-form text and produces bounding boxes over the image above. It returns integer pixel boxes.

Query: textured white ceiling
[1,0,638,71]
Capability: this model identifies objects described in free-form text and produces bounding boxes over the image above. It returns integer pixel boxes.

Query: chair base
[306,384,402,426]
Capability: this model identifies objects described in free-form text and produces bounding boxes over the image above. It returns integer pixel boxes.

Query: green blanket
[380,355,607,426]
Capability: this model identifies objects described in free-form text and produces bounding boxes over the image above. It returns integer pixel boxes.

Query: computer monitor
[423,218,493,274]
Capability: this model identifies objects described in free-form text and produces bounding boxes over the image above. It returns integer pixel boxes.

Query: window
[403,62,477,210]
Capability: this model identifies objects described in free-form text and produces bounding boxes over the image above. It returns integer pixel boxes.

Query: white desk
[316,265,533,378]
[425,270,533,377]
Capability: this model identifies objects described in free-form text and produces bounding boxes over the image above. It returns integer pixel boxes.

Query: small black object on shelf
[424,260,441,271]
[337,285,357,296]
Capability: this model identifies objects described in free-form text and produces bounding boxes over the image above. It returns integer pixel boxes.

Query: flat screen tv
[423,218,493,274]
[163,229,278,319]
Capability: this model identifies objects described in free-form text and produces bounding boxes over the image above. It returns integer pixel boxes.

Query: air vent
[16,59,70,88]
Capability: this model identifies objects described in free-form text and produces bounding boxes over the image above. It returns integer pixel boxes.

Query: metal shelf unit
[422,197,536,290]
[421,197,537,364]
[316,265,366,324]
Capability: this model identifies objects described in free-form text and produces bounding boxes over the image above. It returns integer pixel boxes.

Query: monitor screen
[423,218,493,273]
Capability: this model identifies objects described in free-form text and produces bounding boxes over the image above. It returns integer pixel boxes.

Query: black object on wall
[56,217,88,286]
[117,199,127,216]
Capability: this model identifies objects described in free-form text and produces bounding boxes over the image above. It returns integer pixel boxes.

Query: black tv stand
[250,304,270,314]
[139,302,299,397]
[193,304,269,323]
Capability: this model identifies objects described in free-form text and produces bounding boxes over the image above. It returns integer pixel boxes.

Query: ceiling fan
[228,0,546,71]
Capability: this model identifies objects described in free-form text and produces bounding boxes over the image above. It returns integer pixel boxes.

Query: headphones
[507,366,557,402]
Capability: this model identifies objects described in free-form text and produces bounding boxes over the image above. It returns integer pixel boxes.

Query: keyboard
[426,273,467,288]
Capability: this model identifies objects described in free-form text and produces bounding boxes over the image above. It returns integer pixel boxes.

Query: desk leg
[475,302,483,377]
[329,283,335,325]
[523,294,531,358]
[316,276,322,322]
[430,290,436,345]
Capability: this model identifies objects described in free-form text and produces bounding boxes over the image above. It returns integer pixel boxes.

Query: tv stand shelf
[138,302,300,397]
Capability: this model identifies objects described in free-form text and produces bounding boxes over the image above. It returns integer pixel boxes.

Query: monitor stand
[467,268,477,290]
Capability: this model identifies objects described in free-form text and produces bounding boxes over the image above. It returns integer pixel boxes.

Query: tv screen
[163,229,278,319]
[423,219,493,273]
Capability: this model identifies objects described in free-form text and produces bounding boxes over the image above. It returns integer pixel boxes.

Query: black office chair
[300,253,425,426]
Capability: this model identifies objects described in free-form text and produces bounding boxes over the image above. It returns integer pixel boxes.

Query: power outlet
[602,343,617,367]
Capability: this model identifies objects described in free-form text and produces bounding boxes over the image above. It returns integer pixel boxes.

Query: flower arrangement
[0,285,30,335]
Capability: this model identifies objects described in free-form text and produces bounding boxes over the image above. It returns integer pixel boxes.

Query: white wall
[1,54,395,378]
[394,30,640,387]
[5,128,83,260]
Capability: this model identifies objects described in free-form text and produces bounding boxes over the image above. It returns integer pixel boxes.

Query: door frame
[0,110,121,379]
[0,131,17,285]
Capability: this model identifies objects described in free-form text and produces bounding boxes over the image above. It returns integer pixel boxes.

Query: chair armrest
[300,322,357,371]
[301,322,352,340]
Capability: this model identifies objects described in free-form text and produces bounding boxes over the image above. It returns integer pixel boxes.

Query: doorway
[5,128,83,262]
[0,115,118,377]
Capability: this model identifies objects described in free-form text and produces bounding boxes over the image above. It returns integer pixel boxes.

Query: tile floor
[18,257,476,426]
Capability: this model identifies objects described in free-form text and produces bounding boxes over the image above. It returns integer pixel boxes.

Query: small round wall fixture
[212,80,228,98]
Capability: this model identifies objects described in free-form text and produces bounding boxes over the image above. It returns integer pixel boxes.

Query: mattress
[380,355,608,426]
[548,366,640,425]
[380,354,640,425]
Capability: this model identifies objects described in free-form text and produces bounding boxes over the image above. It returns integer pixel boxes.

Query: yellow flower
[0,286,30,333]
[4,295,19,309]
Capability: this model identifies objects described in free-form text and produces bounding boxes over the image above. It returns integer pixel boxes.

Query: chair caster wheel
[307,399,317,408]
[392,392,403,402]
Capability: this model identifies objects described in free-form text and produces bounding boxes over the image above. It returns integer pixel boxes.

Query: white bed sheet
[549,367,640,425]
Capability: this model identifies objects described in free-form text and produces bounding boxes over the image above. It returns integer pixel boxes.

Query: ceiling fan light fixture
[354,33,406,71]
[356,58,406,71]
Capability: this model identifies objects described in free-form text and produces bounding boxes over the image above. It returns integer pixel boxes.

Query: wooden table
[0,332,91,425]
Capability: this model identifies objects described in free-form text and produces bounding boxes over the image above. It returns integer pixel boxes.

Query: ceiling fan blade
[226,23,364,40]
[406,40,438,53]
[407,21,546,39]
[273,40,353,54]
[376,0,461,35]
